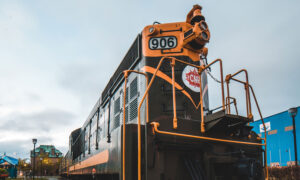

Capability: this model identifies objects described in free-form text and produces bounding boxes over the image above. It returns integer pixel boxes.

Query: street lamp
[32,138,37,180]
[40,157,43,176]
[288,107,298,166]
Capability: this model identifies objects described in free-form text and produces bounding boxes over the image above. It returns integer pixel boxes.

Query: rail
[249,84,268,179]
[135,56,225,180]
[123,56,268,180]
[122,70,149,180]
[225,69,268,179]
[199,59,225,132]
[209,100,235,113]
[226,96,238,115]
[225,69,252,119]
[151,122,265,146]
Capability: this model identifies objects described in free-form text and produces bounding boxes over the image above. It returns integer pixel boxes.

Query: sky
[0,0,299,158]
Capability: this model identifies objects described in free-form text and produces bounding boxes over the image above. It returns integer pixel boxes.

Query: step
[204,110,253,134]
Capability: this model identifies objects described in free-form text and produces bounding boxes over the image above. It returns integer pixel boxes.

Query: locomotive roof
[78,35,141,131]
[82,97,101,128]
[100,35,141,104]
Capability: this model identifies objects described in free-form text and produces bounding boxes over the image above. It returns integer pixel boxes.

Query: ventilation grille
[130,77,138,99]
[130,98,138,120]
[125,87,129,104]
[184,28,193,38]
[125,106,129,123]
[114,97,120,115]
[113,114,120,130]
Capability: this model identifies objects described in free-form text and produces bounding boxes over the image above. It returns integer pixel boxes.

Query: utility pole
[32,139,37,180]
[288,108,298,166]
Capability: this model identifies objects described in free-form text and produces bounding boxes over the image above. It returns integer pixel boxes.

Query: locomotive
[60,5,268,180]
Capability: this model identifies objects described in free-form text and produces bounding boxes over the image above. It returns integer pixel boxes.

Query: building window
[268,129,277,135]
[285,126,293,131]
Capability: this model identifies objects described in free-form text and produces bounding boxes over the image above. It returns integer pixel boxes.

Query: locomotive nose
[183,4,210,52]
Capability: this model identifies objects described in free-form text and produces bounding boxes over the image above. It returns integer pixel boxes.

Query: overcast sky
[0,0,299,158]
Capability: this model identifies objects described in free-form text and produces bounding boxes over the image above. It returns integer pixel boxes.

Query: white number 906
[149,36,177,50]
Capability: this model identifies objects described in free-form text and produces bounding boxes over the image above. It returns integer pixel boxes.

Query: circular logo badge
[182,65,200,92]
[92,168,96,174]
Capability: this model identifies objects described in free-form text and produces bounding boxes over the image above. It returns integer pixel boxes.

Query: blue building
[0,154,18,178]
[251,106,300,167]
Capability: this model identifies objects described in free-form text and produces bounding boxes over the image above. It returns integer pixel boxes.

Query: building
[251,106,300,167]
[0,154,18,178]
[30,145,63,176]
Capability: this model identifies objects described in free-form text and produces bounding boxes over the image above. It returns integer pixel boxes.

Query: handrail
[199,66,205,133]
[202,59,225,110]
[136,56,226,180]
[161,58,225,133]
[209,100,235,113]
[151,120,268,179]
[169,58,225,131]
[151,122,265,146]
[137,56,170,180]
[225,69,252,119]
[170,58,178,129]
[225,71,268,179]
[122,71,128,180]
[226,96,238,115]
[199,59,225,132]
[128,54,267,179]
[122,70,149,180]
[249,84,268,179]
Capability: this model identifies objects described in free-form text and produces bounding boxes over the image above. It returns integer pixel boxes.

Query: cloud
[0,109,75,157]
[0,109,75,133]
[0,137,55,159]
[0,1,37,49]
[0,0,299,159]
[58,60,106,105]
[202,0,300,118]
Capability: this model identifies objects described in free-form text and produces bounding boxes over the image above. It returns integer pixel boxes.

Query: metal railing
[226,96,238,115]
[121,56,268,180]
[225,69,268,179]
[135,57,225,180]
[225,69,252,119]
[122,70,149,180]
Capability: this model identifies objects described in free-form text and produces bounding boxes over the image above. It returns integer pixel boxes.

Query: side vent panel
[130,77,138,99]
[130,98,138,121]
[114,98,120,115]
[125,106,129,123]
[113,114,120,130]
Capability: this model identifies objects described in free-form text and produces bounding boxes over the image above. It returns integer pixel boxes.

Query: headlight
[201,31,209,41]
[199,20,208,31]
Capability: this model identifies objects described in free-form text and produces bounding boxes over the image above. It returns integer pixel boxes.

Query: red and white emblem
[182,65,200,92]
[92,168,96,174]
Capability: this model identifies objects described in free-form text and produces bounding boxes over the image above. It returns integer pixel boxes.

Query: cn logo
[182,66,200,92]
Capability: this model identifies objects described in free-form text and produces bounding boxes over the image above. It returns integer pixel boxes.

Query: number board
[149,36,177,50]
